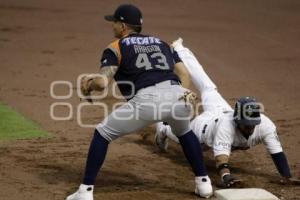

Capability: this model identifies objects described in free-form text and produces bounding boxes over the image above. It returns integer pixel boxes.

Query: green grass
[0,102,48,140]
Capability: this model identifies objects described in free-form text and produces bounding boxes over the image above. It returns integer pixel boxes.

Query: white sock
[79,184,94,192]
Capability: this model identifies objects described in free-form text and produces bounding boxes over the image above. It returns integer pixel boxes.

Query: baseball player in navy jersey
[66,5,213,200]
[155,38,300,188]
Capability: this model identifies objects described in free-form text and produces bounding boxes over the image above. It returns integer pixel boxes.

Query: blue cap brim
[237,118,261,126]
[104,15,115,21]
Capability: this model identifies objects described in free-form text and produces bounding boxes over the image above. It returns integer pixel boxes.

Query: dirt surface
[0,0,300,199]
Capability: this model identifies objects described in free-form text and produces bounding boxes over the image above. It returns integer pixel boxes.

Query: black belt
[135,80,180,96]
[170,80,180,85]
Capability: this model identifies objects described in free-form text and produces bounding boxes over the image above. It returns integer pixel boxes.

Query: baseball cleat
[194,176,213,198]
[171,37,184,49]
[66,184,94,200]
[154,123,169,151]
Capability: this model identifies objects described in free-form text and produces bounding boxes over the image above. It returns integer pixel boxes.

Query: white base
[215,188,279,200]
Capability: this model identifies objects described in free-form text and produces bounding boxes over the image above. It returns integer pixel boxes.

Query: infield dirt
[0,0,299,199]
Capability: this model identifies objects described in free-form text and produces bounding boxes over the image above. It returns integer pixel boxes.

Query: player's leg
[155,117,206,151]
[172,38,216,94]
[66,128,106,200]
[162,85,213,198]
[84,83,208,189]
[84,101,153,181]
[172,38,232,113]
[66,101,153,200]
[165,118,213,198]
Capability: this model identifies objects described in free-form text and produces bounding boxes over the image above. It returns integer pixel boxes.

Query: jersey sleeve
[262,128,283,154]
[100,48,119,67]
[172,48,182,64]
[213,121,235,157]
[100,40,121,68]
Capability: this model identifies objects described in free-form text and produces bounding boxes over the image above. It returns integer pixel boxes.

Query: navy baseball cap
[233,97,261,126]
[104,4,143,26]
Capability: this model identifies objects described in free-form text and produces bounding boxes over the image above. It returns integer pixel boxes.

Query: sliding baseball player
[155,38,300,188]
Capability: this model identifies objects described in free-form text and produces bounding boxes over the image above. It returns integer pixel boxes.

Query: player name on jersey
[122,36,162,46]
[133,45,161,54]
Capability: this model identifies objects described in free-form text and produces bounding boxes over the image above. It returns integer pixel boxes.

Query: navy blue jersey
[100,33,182,99]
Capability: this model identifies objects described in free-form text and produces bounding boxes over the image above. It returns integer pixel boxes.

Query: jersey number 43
[136,52,170,70]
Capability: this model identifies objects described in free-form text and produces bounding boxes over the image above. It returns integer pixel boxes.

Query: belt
[170,80,180,85]
[135,80,180,95]
[154,80,180,86]
[146,80,180,88]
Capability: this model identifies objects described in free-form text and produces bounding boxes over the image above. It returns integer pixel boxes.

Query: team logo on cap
[140,18,143,24]
[245,104,260,118]
[246,110,254,117]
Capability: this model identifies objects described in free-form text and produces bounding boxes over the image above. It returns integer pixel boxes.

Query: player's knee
[94,129,110,143]
[172,127,191,137]
[96,123,118,142]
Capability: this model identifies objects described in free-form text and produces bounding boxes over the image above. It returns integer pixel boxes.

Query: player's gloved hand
[222,174,243,188]
[80,75,94,103]
[178,90,197,108]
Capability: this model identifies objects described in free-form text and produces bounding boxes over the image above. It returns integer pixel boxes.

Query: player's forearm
[215,155,231,176]
[180,72,191,89]
[215,154,243,187]
[174,62,191,88]
[90,66,118,91]
[271,152,291,178]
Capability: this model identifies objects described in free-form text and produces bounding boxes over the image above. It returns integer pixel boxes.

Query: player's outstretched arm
[262,125,300,185]
[174,62,191,89]
[271,151,291,178]
[271,152,300,185]
[92,66,118,90]
[213,127,243,188]
[215,155,243,188]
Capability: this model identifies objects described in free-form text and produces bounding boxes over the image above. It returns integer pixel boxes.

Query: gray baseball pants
[96,80,193,142]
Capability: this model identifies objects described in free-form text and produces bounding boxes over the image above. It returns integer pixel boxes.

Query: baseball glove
[221,174,244,188]
[178,90,198,108]
[80,75,94,103]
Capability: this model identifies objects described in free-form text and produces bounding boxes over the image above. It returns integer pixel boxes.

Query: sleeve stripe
[108,40,122,65]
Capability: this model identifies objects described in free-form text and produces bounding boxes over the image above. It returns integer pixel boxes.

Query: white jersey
[166,39,283,158]
[190,111,283,157]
